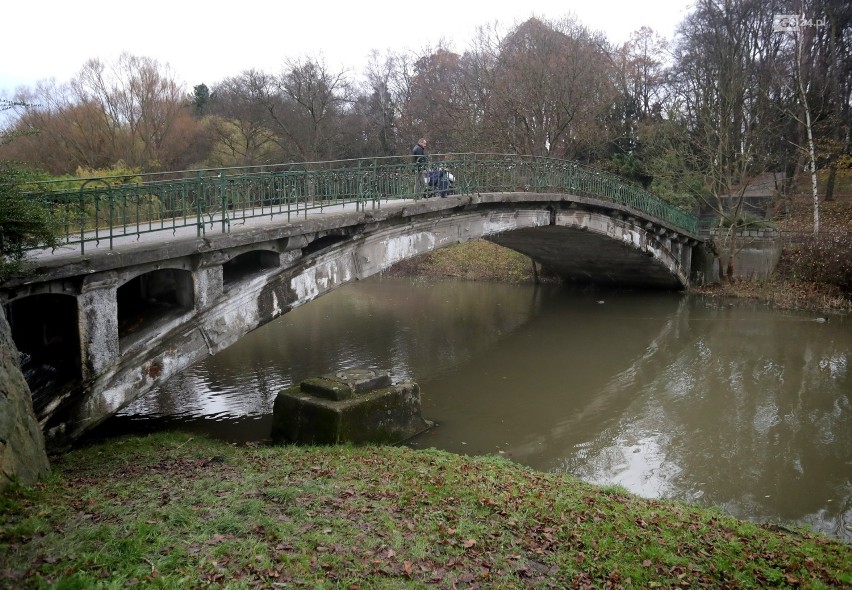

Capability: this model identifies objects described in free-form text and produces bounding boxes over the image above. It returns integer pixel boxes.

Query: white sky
[1,0,694,95]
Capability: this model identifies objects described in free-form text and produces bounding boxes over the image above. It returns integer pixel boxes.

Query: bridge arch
[222,250,280,287]
[116,268,194,351]
[3,293,81,416]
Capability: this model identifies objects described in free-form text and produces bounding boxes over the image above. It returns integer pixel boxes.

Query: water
[102,277,852,542]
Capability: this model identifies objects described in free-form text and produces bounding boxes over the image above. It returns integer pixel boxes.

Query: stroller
[424,167,455,198]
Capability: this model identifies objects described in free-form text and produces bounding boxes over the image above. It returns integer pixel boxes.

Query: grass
[386,240,542,284]
[2,432,850,588]
[691,276,852,312]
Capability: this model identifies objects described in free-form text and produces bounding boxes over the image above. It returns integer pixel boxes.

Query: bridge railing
[442,154,698,233]
[22,154,698,254]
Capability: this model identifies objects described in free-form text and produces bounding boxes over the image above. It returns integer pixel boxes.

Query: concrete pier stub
[78,277,120,380]
[279,249,301,267]
[271,368,432,445]
[680,239,694,279]
[193,265,223,310]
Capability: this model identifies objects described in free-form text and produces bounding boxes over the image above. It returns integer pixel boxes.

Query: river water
[100,277,851,542]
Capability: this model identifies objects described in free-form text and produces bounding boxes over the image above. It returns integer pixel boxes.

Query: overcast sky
[1,0,694,95]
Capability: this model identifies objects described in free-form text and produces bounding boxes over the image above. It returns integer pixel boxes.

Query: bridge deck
[28,197,420,264]
[19,192,700,289]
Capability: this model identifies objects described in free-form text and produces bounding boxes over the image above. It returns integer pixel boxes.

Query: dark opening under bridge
[1,154,703,448]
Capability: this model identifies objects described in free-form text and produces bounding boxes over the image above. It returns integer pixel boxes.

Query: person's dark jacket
[411,143,427,166]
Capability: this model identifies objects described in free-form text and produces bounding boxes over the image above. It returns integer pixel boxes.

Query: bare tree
[381,50,422,153]
[207,71,280,167]
[2,54,193,173]
[670,0,785,280]
[623,27,671,121]
[260,56,354,162]
[774,0,851,234]
[817,0,852,202]
[469,17,616,160]
[4,80,116,173]
[605,27,672,185]
[71,53,188,170]
[792,15,822,234]
[396,46,471,154]
[343,51,403,158]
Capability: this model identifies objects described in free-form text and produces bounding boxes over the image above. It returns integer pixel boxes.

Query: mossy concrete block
[300,369,392,401]
[300,377,354,401]
[271,369,430,445]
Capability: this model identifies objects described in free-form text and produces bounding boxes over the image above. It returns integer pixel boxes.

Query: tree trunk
[796,31,820,235]
[824,165,836,202]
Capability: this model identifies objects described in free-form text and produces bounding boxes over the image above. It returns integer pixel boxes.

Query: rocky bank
[0,307,49,489]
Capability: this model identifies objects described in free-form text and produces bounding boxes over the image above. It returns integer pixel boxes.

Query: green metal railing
[23,154,698,254]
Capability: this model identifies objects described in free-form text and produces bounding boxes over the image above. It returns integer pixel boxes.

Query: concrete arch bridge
[0,154,702,448]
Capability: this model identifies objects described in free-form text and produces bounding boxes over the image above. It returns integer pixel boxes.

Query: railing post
[372,158,378,210]
[93,192,101,246]
[79,191,85,255]
[196,171,204,237]
[355,159,362,212]
[221,176,229,234]
[108,195,115,250]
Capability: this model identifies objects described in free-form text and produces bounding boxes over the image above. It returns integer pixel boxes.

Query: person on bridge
[411,138,428,197]
[411,138,428,166]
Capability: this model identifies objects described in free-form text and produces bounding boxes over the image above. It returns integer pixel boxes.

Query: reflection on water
[105,277,851,541]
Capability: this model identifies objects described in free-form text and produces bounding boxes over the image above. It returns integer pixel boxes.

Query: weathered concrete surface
[0,193,701,448]
[695,228,782,283]
[0,307,49,489]
[489,209,691,288]
[271,369,431,445]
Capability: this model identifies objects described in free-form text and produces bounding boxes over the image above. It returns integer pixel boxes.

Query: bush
[0,163,60,282]
[787,231,852,294]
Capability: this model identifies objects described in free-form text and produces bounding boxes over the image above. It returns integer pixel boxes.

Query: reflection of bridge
[1,154,702,448]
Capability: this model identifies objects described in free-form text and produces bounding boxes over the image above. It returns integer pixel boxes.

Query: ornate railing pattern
[24,154,699,254]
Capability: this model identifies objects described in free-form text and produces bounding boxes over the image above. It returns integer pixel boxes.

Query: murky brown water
[101,277,851,541]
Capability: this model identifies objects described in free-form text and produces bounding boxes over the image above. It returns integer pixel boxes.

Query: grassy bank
[384,240,542,284]
[2,433,850,589]
[690,278,851,313]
